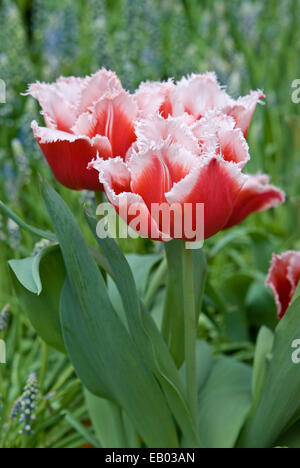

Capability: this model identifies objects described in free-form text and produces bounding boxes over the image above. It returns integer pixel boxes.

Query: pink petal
[32,121,108,190]
[135,114,200,154]
[170,73,232,120]
[129,143,198,211]
[165,157,247,239]
[76,68,122,116]
[266,251,300,318]
[225,174,285,229]
[73,90,138,159]
[223,90,265,137]
[192,112,250,168]
[95,159,166,241]
[25,77,84,132]
[134,80,174,118]
[288,254,300,292]
[89,156,131,195]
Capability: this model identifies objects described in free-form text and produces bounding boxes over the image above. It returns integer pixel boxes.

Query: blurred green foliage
[0,0,299,447]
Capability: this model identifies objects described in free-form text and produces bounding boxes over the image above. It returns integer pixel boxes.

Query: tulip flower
[266,251,300,318]
[26,69,138,190]
[135,72,264,137]
[90,112,285,241]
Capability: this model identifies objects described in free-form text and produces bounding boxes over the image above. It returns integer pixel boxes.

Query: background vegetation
[0,0,299,447]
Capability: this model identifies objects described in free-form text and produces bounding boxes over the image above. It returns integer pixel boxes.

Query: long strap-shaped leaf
[238,297,300,448]
[85,210,154,363]
[0,200,56,241]
[41,182,178,448]
[85,212,201,447]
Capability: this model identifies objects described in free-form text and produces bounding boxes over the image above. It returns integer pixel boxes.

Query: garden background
[0,0,299,448]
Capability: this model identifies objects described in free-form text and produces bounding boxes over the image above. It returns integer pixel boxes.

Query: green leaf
[85,213,200,447]
[222,273,253,342]
[9,245,58,294]
[85,389,139,448]
[0,199,56,241]
[85,211,155,364]
[140,304,202,448]
[209,228,249,257]
[64,410,102,448]
[42,182,178,448]
[251,326,274,406]
[9,256,42,294]
[196,340,214,392]
[197,355,252,448]
[126,253,161,297]
[275,419,300,448]
[60,280,111,399]
[9,245,66,353]
[292,282,300,304]
[249,231,276,273]
[246,280,277,330]
[238,297,300,448]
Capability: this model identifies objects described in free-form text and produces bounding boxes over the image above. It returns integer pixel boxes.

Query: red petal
[266,251,300,318]
[76,69,122,116]
[73,91,137,159]
[223,90,265,137]
[135,114,200,154]
[90,157,131,195]
[96,162,166,241]
[166,157,246,239]
[129,143,198,211]
[32,122,107,191]
[25,77,84,132]
[225,174,285,229]
[170,73,231,120]
[288,254,300,292]
[134,80,174,118]
[193,112,250,168]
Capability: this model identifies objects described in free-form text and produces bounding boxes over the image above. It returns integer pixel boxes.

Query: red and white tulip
[266,251,300,318]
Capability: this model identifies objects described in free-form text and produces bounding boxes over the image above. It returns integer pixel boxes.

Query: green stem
[182,246,197,424]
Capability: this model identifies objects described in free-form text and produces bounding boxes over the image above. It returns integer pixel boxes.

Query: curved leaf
[42,182,178,448]
[0,199,56,241]
[238,297,300,448]
[9,245,66,353]
[197,355,252,448]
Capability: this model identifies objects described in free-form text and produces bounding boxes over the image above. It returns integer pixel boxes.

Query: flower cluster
[27,69,285,241]
[10,373,39,435]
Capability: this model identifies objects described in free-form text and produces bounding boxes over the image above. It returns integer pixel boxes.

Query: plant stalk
[182,246,197,425]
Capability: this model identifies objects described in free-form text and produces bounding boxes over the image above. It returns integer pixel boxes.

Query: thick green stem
[182,246,197,424]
